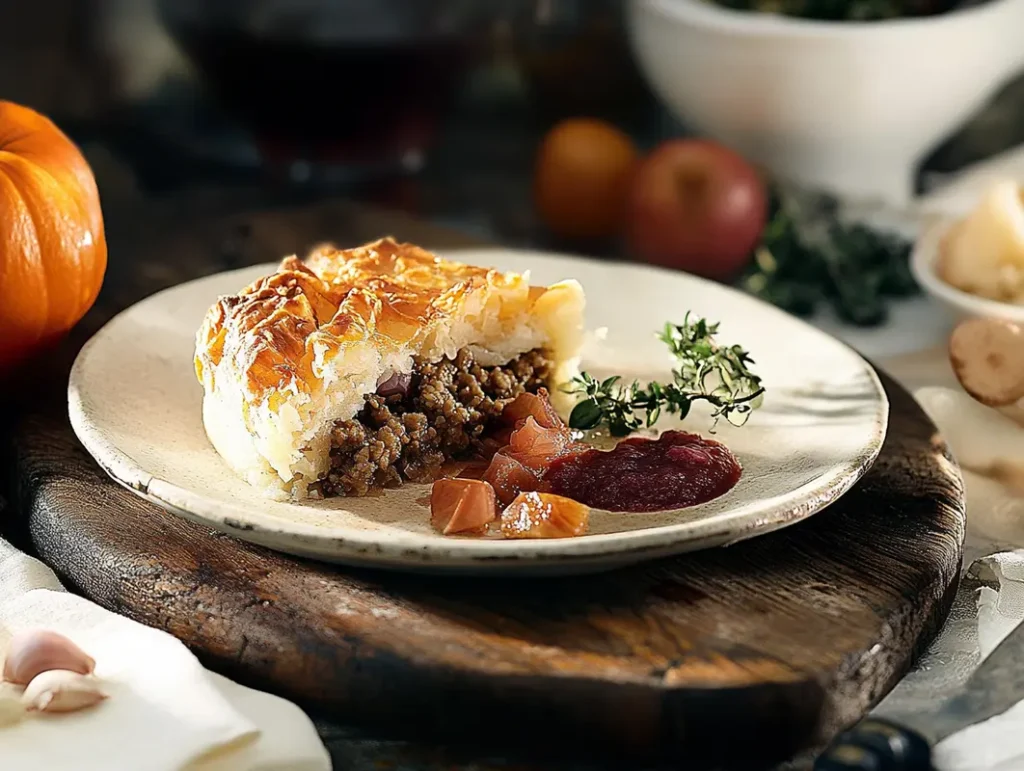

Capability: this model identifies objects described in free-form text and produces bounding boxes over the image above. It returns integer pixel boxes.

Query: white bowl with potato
[912,180,1024,323]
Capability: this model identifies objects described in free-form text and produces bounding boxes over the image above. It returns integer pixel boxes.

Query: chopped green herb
[565,314,765,436]
[738,189,916,326]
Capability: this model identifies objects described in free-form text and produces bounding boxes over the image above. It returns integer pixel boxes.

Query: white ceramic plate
[69,249,888,575]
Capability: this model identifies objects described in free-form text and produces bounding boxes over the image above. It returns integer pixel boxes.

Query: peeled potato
[939,181,1024,301]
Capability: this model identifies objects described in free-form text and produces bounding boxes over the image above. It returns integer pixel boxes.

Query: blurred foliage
[739,190,917,326]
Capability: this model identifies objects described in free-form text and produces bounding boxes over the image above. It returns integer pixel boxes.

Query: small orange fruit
[533,118,638,240]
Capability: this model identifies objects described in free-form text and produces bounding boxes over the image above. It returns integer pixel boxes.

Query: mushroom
[949,317,1024,407]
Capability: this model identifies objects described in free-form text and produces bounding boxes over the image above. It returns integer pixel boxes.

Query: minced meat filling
[318,348,551,497]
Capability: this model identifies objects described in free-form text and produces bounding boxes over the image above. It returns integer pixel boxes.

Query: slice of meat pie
[194,237,585,500]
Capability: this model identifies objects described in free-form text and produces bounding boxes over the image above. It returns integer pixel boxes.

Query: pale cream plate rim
[68,248,889,575]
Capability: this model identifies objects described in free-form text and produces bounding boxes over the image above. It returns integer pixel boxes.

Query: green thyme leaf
[565,314,765,435]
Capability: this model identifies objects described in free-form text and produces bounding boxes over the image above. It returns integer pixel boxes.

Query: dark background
[4,0,1024,252]
[0,0,664,252]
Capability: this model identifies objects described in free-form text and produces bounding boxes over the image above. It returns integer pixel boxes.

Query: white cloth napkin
[874,348,1024,770]
[0,537,332,771]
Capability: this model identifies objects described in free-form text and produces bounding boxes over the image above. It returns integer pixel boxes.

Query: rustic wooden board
[1,197,966,770]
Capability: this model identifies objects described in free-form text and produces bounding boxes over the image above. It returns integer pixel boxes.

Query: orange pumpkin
[0,101,106,371]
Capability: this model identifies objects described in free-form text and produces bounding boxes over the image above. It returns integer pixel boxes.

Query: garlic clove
[21,670,106,714]
[2,629,96,685]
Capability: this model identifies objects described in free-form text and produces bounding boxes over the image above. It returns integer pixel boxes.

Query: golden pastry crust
[197,239,532,399]
[194,237,586,499]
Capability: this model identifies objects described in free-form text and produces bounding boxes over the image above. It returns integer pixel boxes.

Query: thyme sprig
[565,314,765,437]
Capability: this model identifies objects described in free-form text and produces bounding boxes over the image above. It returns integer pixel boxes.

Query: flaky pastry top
[194,237,585,497]
[195,237,546,399]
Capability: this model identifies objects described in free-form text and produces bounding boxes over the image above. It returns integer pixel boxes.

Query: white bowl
[627,0,1024,206]
[911,216,1024,323]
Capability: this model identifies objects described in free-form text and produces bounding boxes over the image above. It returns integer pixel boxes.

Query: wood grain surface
[1,196,966,770]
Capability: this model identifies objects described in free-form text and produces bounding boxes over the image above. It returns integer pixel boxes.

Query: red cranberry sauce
[543,430,741,512]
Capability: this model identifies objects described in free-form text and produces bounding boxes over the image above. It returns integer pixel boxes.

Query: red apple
[626,139,768,282]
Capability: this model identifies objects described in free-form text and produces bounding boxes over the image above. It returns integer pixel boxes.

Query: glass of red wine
[156,0,491,186]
